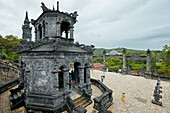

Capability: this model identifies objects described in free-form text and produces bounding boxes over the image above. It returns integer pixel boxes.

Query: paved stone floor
[90,70,170,113]
[0,85,26,113]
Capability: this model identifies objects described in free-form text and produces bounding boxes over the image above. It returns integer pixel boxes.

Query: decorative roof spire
[57,1,59,11]
[24,11,30,24]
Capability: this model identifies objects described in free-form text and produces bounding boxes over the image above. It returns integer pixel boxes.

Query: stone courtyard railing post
[122,49,126,75]
[145,49,152,78]
[103,50,107,72]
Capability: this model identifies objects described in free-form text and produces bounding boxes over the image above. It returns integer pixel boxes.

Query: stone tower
[22,11,32,41]
[14,2,94,112]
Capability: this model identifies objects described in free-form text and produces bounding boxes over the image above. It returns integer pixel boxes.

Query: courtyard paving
[89,70,170,113]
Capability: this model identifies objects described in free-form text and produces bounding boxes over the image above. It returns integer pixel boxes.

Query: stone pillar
[140,66,145,77]
[154,67,158,75]
[92,55,94,70]
[34,28,37,41]
[63,69,69,89]
[86,65,91,84]
[70,26,74,39]
[56,22,61,37]
[103,50,107,72]
[77,66,85,84]
[146,49,152,77]
[127,65,131,75]
[37,29,40,40]
[45,22,48,37]
[122,49,126,75]
[42,25,45,38]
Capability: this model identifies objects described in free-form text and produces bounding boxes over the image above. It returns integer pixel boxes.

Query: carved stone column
[146,49,152,77]
[34,28,37,41]
[45,22,48,37]
[77,66,85,84]
[42,25,45,38]
[86,65,91,84]
[122,49,126,75]
[103,50,107,72]
[63,69,69,89]
[37,29,40,40]
[56,22,61,37]
[70,26,74,39]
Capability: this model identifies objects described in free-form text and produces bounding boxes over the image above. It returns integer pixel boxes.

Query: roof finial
[24,11,29,24]
[57,1,59,11]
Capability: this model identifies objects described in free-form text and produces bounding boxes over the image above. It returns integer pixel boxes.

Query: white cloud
[0,0,170,50]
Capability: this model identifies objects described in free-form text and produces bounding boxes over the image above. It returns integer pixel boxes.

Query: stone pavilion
[15,2,94,112]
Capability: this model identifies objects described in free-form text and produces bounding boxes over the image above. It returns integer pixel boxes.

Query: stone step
[75,99,87,108]
[70,92,81,101]
[82,101,90,108]
[73,96,85,104]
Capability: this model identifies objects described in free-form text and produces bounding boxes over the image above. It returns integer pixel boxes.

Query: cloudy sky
[0,0,170,50]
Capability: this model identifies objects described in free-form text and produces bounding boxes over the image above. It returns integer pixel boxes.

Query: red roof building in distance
[90,63,103,71]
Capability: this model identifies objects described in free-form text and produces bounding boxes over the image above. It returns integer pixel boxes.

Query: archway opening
[59,66,64,90]
[61,21,70,38]
[74,62,80,84]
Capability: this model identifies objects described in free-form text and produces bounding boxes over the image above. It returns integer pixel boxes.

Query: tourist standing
[119,69,121,74]
[121,93,125,102]
[102,73,105,78]
[101,76,103,82]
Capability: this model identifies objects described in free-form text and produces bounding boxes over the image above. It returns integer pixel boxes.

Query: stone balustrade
[90,78,113,113]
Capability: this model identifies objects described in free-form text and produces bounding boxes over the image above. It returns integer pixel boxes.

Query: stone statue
[41,2,50,12]
[70,11,78,19]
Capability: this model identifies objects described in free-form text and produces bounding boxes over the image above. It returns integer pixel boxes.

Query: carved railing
[90,78,113,113]
[0,78,19,94]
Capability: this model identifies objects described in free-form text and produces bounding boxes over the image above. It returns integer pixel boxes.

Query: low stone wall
[90,78,113,113]
[0,79,19,94]
[151,74,170,81]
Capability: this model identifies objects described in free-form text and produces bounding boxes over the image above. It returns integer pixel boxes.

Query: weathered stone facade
[15,2,94,112]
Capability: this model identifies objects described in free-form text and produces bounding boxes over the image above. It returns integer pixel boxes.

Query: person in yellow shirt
[121,93,125,102]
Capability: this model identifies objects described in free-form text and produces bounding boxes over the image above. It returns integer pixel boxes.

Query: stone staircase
[70,91,90,109]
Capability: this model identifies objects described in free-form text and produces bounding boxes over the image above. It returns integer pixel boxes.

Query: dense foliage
[0,35,22,62]
[0,34,169,75]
